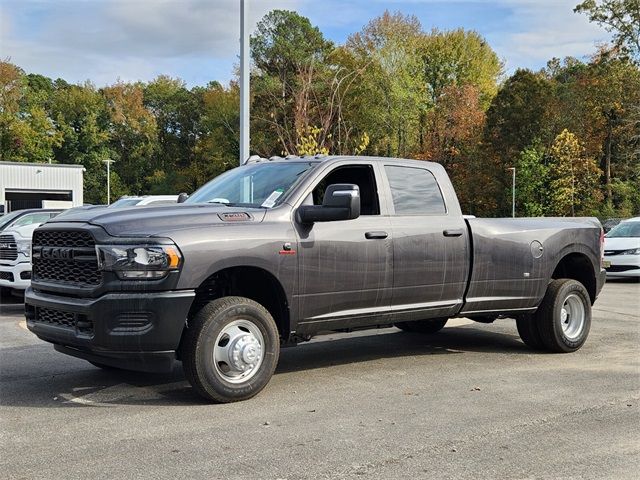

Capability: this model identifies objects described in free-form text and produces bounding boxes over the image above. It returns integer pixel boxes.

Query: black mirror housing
[298,183,361,223]
[177,193,189,203]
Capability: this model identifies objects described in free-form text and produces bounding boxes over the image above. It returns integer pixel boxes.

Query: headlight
[96,245,182,280]
[16,239,31,257]
[622,248,640,255]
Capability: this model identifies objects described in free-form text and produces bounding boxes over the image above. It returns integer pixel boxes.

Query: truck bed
[461,217,603,315]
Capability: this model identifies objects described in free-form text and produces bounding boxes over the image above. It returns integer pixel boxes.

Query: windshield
[606,221,640,238]
[109,198,141,208]
[12,212,56,228]
[0,211,24,231]
[186,162,315,208]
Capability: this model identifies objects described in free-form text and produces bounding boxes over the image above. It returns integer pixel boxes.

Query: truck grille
[32,230,102,287]
[0,235,18,261]
[34,307,94,335]
[0,271,14,282]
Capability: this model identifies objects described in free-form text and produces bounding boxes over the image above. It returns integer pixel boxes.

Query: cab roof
[243,154,438,169]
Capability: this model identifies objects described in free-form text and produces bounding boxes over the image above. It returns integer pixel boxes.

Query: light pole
[103,159,114,205]
[239,0,250,165]
[507,167,516,218]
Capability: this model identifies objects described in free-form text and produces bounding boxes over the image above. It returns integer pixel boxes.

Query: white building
[0,161,84,213]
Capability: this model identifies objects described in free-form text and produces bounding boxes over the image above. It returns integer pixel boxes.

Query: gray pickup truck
[25,156,606,402]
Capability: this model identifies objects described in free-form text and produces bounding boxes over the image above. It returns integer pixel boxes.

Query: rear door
[382,163,469,320]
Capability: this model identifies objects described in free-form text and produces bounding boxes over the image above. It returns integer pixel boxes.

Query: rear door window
[384,165,446,215]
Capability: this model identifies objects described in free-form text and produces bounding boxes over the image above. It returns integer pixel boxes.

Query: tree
[345,11,424,157]
[103,82,158,194]
[0,62,61,163]
[419,28,502,108]
[143,76,203,191]
[50,82,116,203]
[251,10,340,155]
[486,69,554,160]
[515,143,549,216]
[547,129,603,216]
[575,0,640,62]
[544,55,640,211]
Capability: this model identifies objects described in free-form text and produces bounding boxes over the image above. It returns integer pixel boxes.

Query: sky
[0,0,611,87]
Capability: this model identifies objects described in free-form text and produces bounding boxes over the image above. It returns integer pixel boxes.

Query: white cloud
[1,0,299,85]
[489,0,610,71]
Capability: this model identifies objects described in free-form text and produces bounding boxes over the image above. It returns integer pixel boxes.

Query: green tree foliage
[250,10,338,155]
[345,12,424,157]
[574,0,640,62]
[419,28,502,108]
[515,143,549,217]
[0,62,62,163]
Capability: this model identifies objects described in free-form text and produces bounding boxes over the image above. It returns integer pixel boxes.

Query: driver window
[311,165,380,215]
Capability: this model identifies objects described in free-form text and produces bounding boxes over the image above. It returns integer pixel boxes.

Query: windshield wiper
[206,201,268,209]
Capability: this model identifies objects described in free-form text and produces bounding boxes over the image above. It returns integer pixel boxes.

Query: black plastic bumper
[25,287,195,372]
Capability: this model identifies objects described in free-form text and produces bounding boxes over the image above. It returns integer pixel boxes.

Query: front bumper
[0,261,32,290]
[604,254,640,278]
[25,287,195,372]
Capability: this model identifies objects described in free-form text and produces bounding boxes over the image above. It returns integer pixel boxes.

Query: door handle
[365,231,388,240]
[443,229,463,237]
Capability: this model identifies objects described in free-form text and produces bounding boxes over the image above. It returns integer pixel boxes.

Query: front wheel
[395,318,448,334]
[532,278,592,353]
[181,296,280,403]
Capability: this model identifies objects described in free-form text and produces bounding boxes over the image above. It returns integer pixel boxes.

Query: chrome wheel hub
[560,294,585,341]
[213,320,264,384]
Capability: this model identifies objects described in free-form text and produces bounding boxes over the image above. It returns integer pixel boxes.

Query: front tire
[182,296,280,403]
[533,278,591,353]
[396,318,448,334]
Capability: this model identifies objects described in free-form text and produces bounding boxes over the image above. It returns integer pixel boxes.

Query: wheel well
[551,253,596,303]
[188,266,290,339]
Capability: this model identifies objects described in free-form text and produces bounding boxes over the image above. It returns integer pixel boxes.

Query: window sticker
[261,189,284,208]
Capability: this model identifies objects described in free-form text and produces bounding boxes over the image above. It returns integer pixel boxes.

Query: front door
[294,163,393,332]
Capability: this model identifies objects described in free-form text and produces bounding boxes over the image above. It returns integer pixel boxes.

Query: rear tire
[182,296,280,403]
[396,318,448,334]
[516,315,545,350]
[533,278,591,353]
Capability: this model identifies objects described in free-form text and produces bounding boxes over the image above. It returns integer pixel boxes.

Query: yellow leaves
[548,129,603,216]
[295,125,329,156]
[354,131,370,155]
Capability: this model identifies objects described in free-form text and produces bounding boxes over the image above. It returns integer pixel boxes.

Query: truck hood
[604,236,640,251]
[46,204,267,237]
[2,222,44,240]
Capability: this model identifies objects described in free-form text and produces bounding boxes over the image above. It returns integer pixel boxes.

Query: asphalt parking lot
[1,280,638,480]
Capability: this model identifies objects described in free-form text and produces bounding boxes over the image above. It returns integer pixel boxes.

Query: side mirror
[177,192,189,203]
[298,183,361,224]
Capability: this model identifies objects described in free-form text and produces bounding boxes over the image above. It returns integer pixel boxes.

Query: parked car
[0,211,62,292]
[108,195,178,208]
[603,217,640,278]
[0,209,62,233]
[25,156,605,402]
[602,218,623,233]
[54,205,107,219]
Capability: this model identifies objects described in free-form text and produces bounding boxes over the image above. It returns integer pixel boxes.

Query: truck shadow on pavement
[1,325,532,408]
